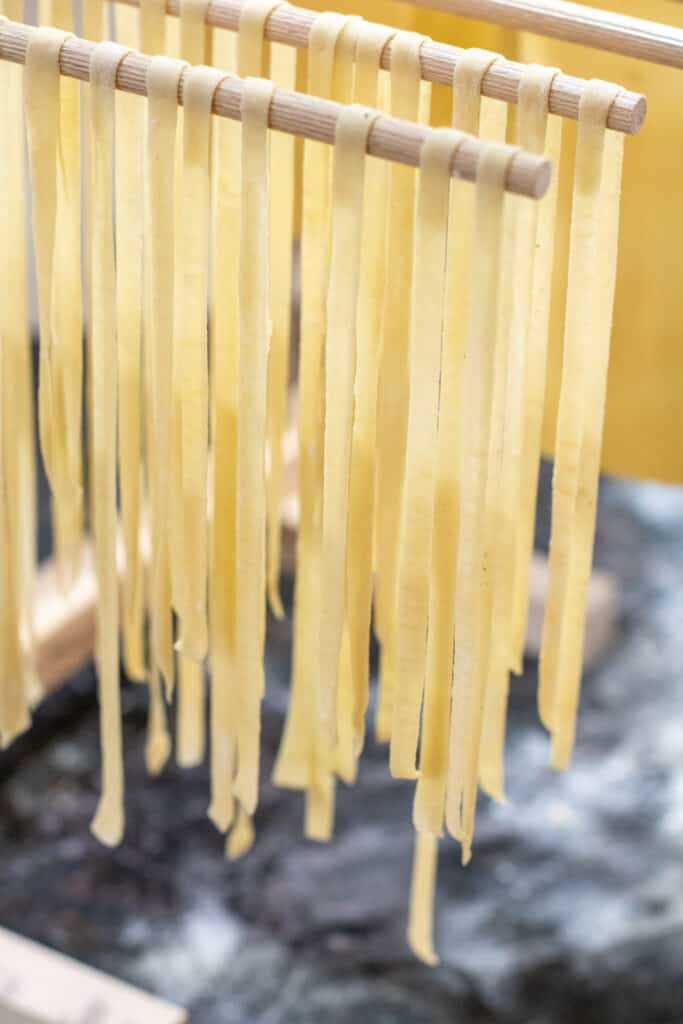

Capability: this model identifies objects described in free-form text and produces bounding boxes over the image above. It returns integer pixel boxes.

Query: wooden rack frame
[0,18,551,197]
[115,0,646,134]
[410,0,683,70]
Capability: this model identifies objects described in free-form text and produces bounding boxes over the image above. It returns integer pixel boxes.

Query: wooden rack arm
[115,0,646,134]
[409,0,683,71]
[0,19,551,198]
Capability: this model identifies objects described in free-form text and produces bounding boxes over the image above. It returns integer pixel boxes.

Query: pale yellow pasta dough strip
[24,29,74,567]
[233,76,274,816]
[83,0,106,40]
[407,832,440,966]
[112,4,147,684]
[140,0,167,53]
[226,804,256,861]
[208,64,240,833]
[0,23,30,744]
[389,127,460,781]
[445,140,516,864]
[175,67,224,773]
[305,16,362,840]
[173,2,211,769]
[39,2,84,587]
[338,22,396,772]
[271,13,349,828]
[480,66,560,802]
[539,82,620,735]
[373,31,428,745]
[81,2,105,559]
[267,42,297,621]
[238,0,295,626]
[413,50,496,837]
[511,78,562,672]
[146,58,185,768]
[176,65,223,662]
[318,102,379,753]
[138,4,172,774]
[551,115,623,772]
[0,3,37,722]
[170,1,209,618]
[179,0,211,65]
[88,41,131,848]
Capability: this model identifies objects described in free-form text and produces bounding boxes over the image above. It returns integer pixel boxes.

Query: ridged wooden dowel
[409,0,683,71]
[114,0,645,134]
[0,19,551,197]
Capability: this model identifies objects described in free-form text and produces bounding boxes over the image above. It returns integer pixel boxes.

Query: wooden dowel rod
[0,19,551,197]
[408,0,683,71]
[114,0,645,134]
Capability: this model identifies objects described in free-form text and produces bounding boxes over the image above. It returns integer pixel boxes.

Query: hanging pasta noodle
[510,71,563,673]
[272,12,356,840]
[0,32,30,744]
[38,3,83,594]
[0,2,37,743]
[176,64,224,768]
[139,3,173,773]
[395,124,462,964]
[542,82,623,770]
[480,64,562,801]
[539,80,620,736]
[112,3,147,684]
[222,0,283,850]
[319,101,379,755]
[265,26,297,620]
[145,54,187,774]
[373,31,428,745]
[24,25,80,591]
[445,139,517,865]
[176,63,222,664]
[88,40,131,847]
[174,0,210,770]
[336,21,396,778]
[413,49,496,840]
[234,75,274,818]
[389,124,461,782]
[208,53,239,835]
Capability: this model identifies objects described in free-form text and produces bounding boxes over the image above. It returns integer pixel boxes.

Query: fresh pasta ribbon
[272,12,354,840]
[115,3,146,684]
[88,40,131,848]
[234,76,274,816]
[339,21,396,770]
[511,69,563,671]
[412,49,496,835]
[480,65,561,802]
[319,103,379,752]
[446,140,517,864]
[146,58,185,778]
[373,31,428,745]
[176,65,223,663]
[546,84,623,771]
[0,3,37,744]
[238,0,295,626]
[390,128,460,782]
[43,1,84,587]
[179,0,211,65]
[208,62,239,832]
[408,833,440,966]
[173,0,212,771]
[140,0,167,54]
[24,27,81,583]
[540,81,621,739]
